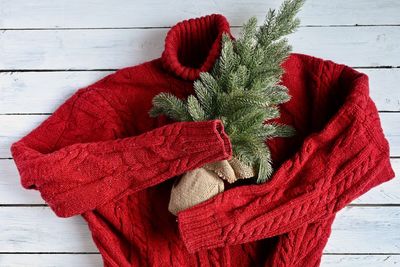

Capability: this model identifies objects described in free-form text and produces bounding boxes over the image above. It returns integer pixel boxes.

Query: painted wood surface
[1,27,400,71]
[0,254,399,267]
[0,0,399,29]
[0,0,399,266]
[0,254,103,267]
[0,206,398,253]
[1,68,400,114]
[321,255,400,267]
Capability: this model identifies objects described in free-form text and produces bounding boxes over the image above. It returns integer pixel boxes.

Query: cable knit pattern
[12,114,231,218]
[11,14,394,267]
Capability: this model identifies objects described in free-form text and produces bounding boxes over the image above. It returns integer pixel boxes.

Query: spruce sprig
[149,0,304,183]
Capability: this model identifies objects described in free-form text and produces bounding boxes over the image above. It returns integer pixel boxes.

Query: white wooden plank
[380,113,400,158]
[0,207,98,252]
[0,29,162,69]
[1,69,399,114]
[0,28,164,70]
[0,71,113,114]
[325,207,400,253]
[363,69,400,112]
[290,27,400,68]
[0,160,43,204]
[0,207,398,253]
[1,27,399,70]
[321,255,400,267]
[0,254,399,267]
[0,0,399,29]
[0,254,103,267]
[0,113,398,159]
[1,158,398,205]
[0,115,48,158]
[353,159,400,204]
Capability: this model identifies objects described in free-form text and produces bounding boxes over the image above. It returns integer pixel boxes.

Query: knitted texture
[11,14,395,267]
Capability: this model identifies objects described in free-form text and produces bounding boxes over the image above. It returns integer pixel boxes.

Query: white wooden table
[0,1,399,266]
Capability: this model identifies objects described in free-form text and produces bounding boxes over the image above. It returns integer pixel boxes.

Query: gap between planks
[1,252,399,255]
[1,66,400,72]
[1,0,399,29]
[0,206,398,253]
[1,112,398,116]
[0,254,398,267]
[0,204,399,208]
[1,24,400,31]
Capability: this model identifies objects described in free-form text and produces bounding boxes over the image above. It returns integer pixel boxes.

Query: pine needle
[149,0,304,183]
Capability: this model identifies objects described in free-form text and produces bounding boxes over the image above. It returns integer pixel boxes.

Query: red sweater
[11,14,395,267]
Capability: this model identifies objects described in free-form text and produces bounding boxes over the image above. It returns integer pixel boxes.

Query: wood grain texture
[0,206,398,253]
[0,255,103,267]
[0,160,43,204]
[1,26,399,71]
[325,207,400,253]
[366,69,400,111]
[1,158,398,205]
[321,255,400,267]
[381,113,400,157]
[0,71,113,114]
[0,207,98,252]
[0,0,399,29]
[1,68,399,114]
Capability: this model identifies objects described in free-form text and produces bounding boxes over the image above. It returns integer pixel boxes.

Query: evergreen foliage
[149,0,304,183]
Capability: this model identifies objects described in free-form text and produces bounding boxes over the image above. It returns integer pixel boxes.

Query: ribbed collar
[161,14,231,81]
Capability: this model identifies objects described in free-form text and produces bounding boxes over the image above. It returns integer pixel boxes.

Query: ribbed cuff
[178,202,227,253]
[176,120,233,252]
[180,120,232,164]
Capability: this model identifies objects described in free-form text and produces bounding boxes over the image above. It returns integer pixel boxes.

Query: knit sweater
[11,14,395,267]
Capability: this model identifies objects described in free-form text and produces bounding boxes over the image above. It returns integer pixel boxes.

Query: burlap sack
[168,157,256,215]
[203,160,236,183]
[204,158,255,183]
[228,157,255,180]
[168,167,224,215]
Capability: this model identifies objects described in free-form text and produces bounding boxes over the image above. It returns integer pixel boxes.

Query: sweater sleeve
[177,94,395,253]
[11,88,232,218]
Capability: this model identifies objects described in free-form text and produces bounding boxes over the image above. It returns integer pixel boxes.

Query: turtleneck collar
[161,14,231,81]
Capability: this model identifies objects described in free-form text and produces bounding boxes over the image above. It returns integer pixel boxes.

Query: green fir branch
[149,0,304,183]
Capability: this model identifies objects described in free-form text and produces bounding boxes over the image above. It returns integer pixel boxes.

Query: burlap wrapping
[203,158,255,182]
[168,157,255,215]
[228,157,255,180]
[168,168,224,215]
